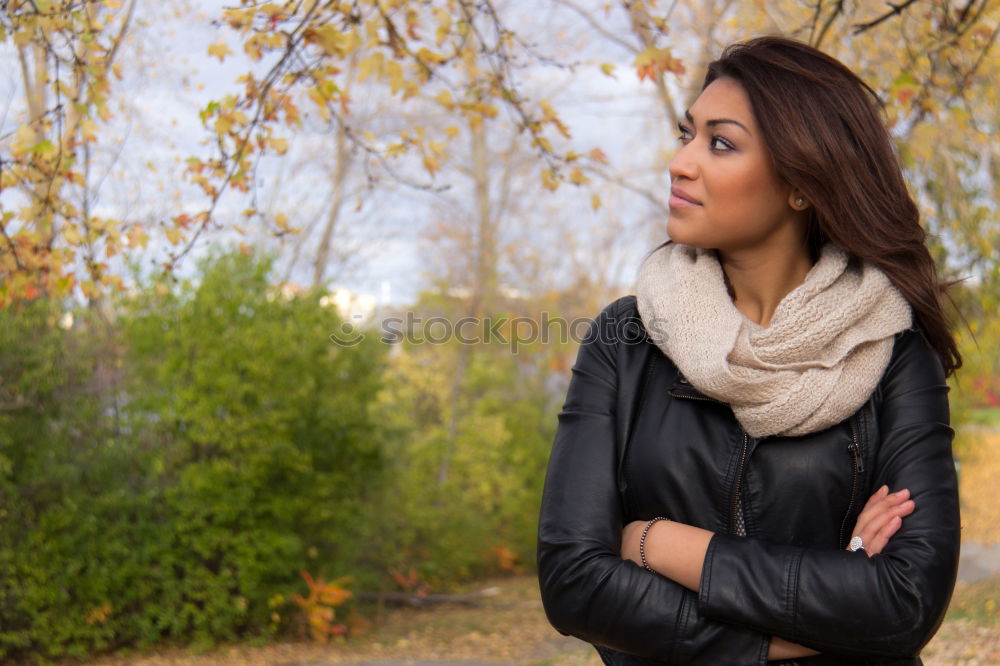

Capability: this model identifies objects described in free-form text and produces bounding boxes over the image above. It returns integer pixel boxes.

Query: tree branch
[553,0,636,52]
[814,0,845,49]
[853,0,921,35]
[581,164,669,217]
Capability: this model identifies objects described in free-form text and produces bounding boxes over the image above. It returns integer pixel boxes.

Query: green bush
[369,316,557,588]
[0,250,387,661]
[0,251,566,662]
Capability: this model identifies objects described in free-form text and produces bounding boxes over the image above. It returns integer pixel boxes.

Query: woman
[537,37,961,665]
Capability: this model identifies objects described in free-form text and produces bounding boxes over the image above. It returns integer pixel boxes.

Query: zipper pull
[849,440,864,473]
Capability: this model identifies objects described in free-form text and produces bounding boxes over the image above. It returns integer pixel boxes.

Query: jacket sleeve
[697,328,961,658]
[537,299,771,665]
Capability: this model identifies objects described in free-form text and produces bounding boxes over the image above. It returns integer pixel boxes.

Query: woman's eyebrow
[683,110,752,136]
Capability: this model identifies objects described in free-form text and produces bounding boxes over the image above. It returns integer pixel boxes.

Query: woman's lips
[669,187,702,208]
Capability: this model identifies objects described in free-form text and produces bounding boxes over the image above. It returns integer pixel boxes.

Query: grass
[946,575,1000,624]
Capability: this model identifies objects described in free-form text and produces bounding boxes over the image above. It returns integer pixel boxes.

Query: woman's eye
[677,125,693,143]
[710,136,734,151]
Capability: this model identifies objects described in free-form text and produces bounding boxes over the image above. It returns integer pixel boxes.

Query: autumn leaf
[269,136,289,155]
[208,40,233,62]
[588,147,608,164]
[540,167,560,191]
[634,45,685,82]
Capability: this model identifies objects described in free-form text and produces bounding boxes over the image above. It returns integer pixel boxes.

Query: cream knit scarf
[635,243,912,438]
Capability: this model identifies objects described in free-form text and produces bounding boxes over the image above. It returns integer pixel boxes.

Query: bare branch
[581,164,669,217]
[552,0,636,52]
[807,0,824,45]
[853,0,921,35]
[814,0,845,49]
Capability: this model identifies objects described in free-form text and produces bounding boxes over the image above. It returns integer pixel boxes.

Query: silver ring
[848,535,865,552]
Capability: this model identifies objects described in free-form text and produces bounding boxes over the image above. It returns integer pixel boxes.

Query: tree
[0,0,140,305]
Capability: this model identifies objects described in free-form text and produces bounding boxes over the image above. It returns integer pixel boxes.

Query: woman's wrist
[639,517,669,571]
[642,520,714,592]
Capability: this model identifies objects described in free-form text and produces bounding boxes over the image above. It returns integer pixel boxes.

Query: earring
[795,197,805,208]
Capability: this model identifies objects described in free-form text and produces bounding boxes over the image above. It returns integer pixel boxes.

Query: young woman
[537,37,961,665]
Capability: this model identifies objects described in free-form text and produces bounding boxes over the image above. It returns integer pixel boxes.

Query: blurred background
[0,0,997,663]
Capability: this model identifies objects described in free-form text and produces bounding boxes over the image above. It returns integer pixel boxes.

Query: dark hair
[702,36,960,376]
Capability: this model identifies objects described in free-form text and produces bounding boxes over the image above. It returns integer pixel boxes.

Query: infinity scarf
[635,243,912,438]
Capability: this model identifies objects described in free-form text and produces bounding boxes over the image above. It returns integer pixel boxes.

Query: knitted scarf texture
[635,242,912,438]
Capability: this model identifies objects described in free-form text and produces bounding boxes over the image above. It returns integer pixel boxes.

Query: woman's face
[667,77,802,253]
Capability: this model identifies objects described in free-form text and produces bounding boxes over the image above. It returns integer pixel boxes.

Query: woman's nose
[668,143,698,181]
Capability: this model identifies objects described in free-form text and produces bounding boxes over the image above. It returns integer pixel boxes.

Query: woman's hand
[848,485,915,556]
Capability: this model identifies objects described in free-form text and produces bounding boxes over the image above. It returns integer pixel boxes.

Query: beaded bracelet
[639,516,669,572]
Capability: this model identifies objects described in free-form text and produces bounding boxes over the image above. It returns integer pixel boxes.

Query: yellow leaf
[541,168,560,191]
[435,90,455,109]
[13,29,33,48]
[444,125,460,139]
[386,60,405,95]
[244,34,265,61]
[63,223,82,245]
[81,118,99,143]
[127,226,149,249]
[591,193,602,211]
[224,8,254,31]
[434,8,452,46]
[275,212,291,230]
[416,47,446,65]
[386,142,406,158]
[164,226,184,245]
[533,136,553,153]
[260,3,284,19]
[208,40,233,62]
[358,52,384,84]
[11,124,37,156]
[304,25,353,57]
[634,45,685,81]
[569,167,590,186]
[270,136,289,155]
[600,63,616,78]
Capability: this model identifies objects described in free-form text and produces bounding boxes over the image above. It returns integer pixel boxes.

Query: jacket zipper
[669,378,749,535]
[838,416,863,548]
[729,433,750,535]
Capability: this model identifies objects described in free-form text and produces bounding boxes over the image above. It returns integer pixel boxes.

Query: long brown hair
[703,36,960,375]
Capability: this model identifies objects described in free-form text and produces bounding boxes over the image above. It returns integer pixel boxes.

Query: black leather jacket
[537,296,960,665]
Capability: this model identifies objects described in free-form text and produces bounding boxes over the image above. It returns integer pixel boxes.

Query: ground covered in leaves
[76,431,1000,666]
[74,574,1000,666]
